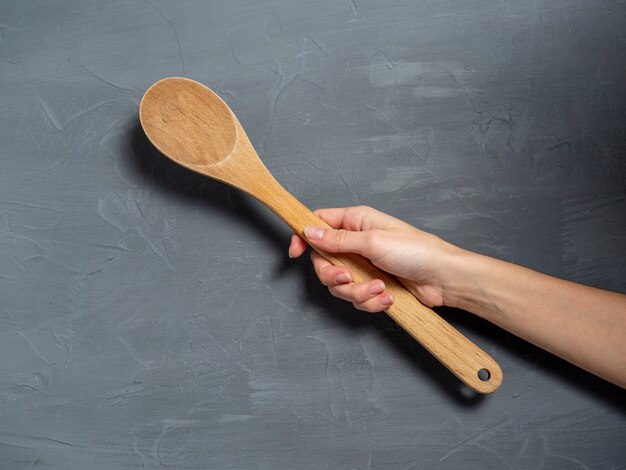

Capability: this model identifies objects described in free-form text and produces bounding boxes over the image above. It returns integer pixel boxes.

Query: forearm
[445,250,626,388]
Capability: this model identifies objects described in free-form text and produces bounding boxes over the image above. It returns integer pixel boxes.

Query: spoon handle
[256,178,503,394]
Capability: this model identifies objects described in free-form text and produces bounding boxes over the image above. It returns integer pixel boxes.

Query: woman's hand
[288,205,465,312]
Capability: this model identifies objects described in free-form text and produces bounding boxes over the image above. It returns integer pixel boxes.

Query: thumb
[304,226,369,256]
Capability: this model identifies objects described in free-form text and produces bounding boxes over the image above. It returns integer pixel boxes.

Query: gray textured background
[1,0,625,468]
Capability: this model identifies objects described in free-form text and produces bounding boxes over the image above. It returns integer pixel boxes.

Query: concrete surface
[1,0,625,468]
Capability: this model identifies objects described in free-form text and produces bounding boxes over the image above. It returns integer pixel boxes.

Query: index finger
[313,206,395,231]
[312,207,350,229]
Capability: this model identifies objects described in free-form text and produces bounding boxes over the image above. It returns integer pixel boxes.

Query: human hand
[288,206,465,312]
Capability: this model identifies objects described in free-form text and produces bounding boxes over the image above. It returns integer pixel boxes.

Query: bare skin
[289,206,626,389]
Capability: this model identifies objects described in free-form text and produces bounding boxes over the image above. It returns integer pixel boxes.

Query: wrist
[439,248,499,317]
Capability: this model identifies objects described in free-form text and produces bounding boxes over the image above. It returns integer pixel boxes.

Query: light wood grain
[139,77,503,393]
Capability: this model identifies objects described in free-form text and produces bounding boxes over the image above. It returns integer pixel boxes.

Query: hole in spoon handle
[478,368,491,381]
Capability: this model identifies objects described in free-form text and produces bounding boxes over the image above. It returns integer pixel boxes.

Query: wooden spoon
[139,77,503,394]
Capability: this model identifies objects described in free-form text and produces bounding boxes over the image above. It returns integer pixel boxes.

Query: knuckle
[329,285,352,302]
[319,266,336,286]
[329,286,346,300]
[353,205,371,213]
[333,229,349,245]
[314,264,328,283]
[355,204,374,218]
[354,285,371,303]
[348,206,368,227]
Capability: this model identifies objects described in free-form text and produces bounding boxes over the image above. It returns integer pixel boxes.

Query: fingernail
[335,272,352,284]
[380,294,394,307]
[304,226,325,241]
[369,281,385,295]
[288,249,293,259]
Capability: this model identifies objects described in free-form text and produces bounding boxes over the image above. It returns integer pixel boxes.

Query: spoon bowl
[140,77,237,167]
[139,77,503,394]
